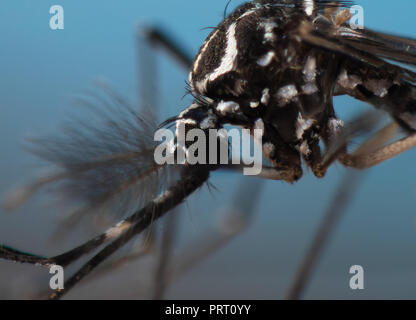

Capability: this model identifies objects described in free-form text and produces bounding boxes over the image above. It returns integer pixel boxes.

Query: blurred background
[1,0,416,299]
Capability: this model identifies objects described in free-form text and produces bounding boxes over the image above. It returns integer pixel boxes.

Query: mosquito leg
[69,246,150,286]
[315,111,383,175]
[1,164,165,267]
[30,240,154,300]
[349,122,400,156]
[136,24,192,120]
[322,122,398,174]
[0,245,50,265]
[0,25,195,293]
[139,23,280,295]
[1,24,196,288]
[286,169,363,300]
[139,25,193,70]
[137,25,194,295]
[320,120,406,171]
[79,175,265,295]
[152,208,179,299]
[286,123,404,300]
[168,178,264,284]
[72,178,264,295]
[49,166,211,300]
[340,130,416,169]
[0,214,134,267]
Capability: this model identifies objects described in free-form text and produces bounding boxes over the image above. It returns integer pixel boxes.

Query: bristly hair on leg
[2,84,179,236]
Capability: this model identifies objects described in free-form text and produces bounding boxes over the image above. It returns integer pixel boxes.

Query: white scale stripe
[105,220,132,240]
[191,29,220,80]
[303,0,315,16]
[191,7,260,93]
[195,22,238,93]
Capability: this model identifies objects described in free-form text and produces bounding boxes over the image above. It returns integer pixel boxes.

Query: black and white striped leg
[49,166,211,300]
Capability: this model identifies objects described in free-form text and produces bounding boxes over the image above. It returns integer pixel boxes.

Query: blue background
[1,0,416,299]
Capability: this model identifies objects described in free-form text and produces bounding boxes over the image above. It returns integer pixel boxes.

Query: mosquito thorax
[189,1,313,101]
[187,0,335,162]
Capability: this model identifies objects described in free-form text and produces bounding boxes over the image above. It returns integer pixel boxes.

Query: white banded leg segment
[105,220,132,240]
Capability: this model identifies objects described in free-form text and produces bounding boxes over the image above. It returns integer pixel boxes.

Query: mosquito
[1,0,416,299]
